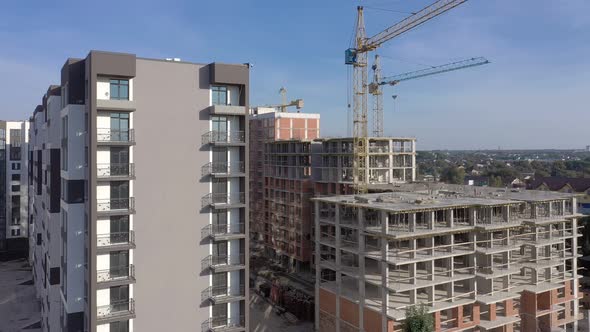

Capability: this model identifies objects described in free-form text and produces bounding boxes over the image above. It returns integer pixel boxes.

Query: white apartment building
[29,51,249,332]
[0,120,29,255]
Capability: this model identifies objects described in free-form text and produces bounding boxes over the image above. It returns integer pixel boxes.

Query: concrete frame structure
[28,50,249,332]
[314,183,582,332]
[249,108,319,272]
[0,120,29,254]
[313,137,416,196]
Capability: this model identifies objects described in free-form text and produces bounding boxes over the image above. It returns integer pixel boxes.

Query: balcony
[201,315,246,332]
[97,163,135,180]
[202,254,245,272]
[202,162,245,178]
[201,284,245,304]
[202,131,245,146]
[97,265,136,288]
[96,299,135,323]
[97,98,136,111]
[207,104,246,116]
[201,223,246,241]
[201,193,245,209]
[97,198,135,216]
[96,231,135,253]
[97,128,135,145]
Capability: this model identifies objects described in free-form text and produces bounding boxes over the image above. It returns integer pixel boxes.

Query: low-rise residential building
[529,177,590,215]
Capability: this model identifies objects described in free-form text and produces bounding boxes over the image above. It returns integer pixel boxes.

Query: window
[109,79,129,100]
[11,229,20,236]
[11,185,19,192]
[9,129,21,160]
[12,163,20,170]
[110,321,129,332]
[11,174,20,181]
[62,115,68,171]
[212,86,228,105]
[110,113,130,141]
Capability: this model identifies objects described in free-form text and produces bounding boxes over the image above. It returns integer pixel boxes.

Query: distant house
[510,178,525,188]
[528,177,590,215]
[422,174,436,182]
[465,176,489,187]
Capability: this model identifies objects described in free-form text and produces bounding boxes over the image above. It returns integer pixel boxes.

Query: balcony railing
[97,128,135,143]
[202,131,245,145]
[201,162,245,177]
[201,193,245,208]
[97,198,135,214]
[97,163,135,179]
[201,284,245,303]
[201,223,245,240]
[97,299,135,321]
[97,265,135,284]
[97,231,135,248]
[201,315,246,332]
[201,254,245,271]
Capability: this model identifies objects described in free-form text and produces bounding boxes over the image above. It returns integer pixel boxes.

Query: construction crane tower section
[345,0,469,193]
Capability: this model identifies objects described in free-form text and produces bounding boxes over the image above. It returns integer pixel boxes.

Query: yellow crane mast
[345,0,469,194]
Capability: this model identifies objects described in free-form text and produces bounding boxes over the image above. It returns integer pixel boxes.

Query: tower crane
[345,0,469,194]
[263,87,304,113]
[370,56,490,136]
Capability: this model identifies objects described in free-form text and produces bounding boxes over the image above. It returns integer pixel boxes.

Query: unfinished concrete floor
[0,258,40,332]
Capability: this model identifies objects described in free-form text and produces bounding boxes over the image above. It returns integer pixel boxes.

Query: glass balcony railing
[202,131,245,145]
[201,193,245,208]
[201,254,245,272]
[97,299,135,321]
[201,223,245,240]
[97,264,135,284]
[201,162,245,177]
[97,163,135,179]
[97,198,135,214]
[201,315,245,332]
[97,128,135,143]
[96,231,135,248]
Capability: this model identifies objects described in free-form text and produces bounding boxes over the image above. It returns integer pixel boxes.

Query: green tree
[440,167,465,185]
[489,175,503,187]
[403,304,434,332]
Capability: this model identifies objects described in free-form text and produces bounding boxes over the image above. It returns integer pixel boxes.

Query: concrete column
[409,213,416,232]
[503,205,510,223]
[411,140,416,181]
[429,211,435,230]
[314,201,321,332]
[380,211,389,331]
[447,209,454,228]
[334,204,341,332]
[358,208,365,332]
[410,262,417,305]
[469,208,477,226]
[572,217,580,331]
[428,237,435,281]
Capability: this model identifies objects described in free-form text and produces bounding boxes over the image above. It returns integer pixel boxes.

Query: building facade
[314,183,581,332]
[249,108,319,272]
[29,50,249,332]
[0,120,29,254]
[313,137,417,196]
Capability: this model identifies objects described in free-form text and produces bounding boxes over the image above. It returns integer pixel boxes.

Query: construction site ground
[250,289,314,332]
[0,258,40,332]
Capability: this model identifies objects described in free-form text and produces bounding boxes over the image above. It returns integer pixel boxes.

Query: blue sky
[1,0,588,149]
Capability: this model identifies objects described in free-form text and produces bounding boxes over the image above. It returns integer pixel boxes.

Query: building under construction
[314,183,582,332]
[313,137,416,196]
[249,107,320,271]
[249,106,418,273]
